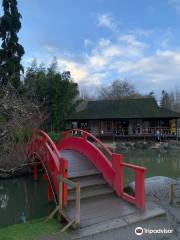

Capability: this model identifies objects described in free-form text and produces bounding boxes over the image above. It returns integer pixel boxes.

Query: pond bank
[1,176,180,240]
[0,165,31,179]
[106,140,180,153]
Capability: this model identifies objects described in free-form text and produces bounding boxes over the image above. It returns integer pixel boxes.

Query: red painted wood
[27,129,147,209]
[112,154,124,197]
[135,169,146,208]
[58,137,115,186]
[61,158,68,206]
[48,183,53,203]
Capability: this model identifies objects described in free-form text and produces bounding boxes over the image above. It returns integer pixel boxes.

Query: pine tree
[0,0,25,89]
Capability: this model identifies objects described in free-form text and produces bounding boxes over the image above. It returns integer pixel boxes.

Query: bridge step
[68,184,114,201]
[68,174,106,190]
[69,169,101,179]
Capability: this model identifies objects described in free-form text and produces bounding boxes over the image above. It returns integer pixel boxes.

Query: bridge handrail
[30,129,61,171]
[28,129,147,208]
[62,129,113,158]
[62,129,147,172]
[33,130,60,157]
[122,162,146,171]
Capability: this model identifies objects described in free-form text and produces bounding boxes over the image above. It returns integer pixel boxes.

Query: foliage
[0,218,63,240]
[0,0,25,89]
[98,79,141,100]
[160,90,172,109]
[24,59,80,131]
[160,89,180,112]
[48,131,61,141]
[0,85,46,169]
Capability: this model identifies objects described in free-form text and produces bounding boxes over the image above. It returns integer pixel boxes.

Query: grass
[48,132,62,142]
[0,218,62,240]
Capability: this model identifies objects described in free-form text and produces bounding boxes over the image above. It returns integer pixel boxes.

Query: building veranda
[66,98,180,139]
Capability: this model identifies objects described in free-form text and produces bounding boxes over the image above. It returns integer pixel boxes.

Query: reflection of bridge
[27,129,148,230]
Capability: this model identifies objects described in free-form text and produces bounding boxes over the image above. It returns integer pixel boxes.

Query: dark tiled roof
[67,98,180,120]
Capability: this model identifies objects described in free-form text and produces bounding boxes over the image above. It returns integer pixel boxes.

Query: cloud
[24,27,180,98]
[53,33,150,95]
[119,34,148,49]
[42,43,59,53]
[97,13,118,31]
[159,31,173,49]
[84,39,93,48]
[114,50,180,95]
[57,59,90,83]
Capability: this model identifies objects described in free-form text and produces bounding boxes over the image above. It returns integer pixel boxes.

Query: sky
[1,0,180,98]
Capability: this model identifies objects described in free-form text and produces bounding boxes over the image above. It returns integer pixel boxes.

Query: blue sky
[1,0,180,98]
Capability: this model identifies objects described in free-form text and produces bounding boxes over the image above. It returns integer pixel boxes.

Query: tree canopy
[98,79,141,100]
[0,0,25,89]
[24,60,80,131]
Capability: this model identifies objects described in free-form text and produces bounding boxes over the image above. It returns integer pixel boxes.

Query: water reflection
[1,150,180,228]
[120,150,180,185]
[0,176,54,228]
[0,193,8,209]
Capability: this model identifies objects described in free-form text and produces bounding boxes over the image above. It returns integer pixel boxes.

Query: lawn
[0,218,62,240]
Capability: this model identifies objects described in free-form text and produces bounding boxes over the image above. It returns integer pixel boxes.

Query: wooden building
[66,98,180,139]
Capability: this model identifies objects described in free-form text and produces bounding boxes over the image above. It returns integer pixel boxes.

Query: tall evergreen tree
[160,90,172,109]
[0,0,25,89]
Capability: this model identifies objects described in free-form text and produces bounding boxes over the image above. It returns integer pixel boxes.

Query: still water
[0,150,180,228]
[124,150,180,182]
[0,176,54,228]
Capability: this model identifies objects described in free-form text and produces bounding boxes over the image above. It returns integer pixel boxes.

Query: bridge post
[112,154,124,197]
[43,173,54,203]
[82,132,88,140]
[135,169,146,208]
[60,158,68,207]
[48,183,53,203]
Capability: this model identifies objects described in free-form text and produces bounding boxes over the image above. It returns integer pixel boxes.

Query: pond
[0,149,180,228]
[122,150,180,185]
[0,176,55,228]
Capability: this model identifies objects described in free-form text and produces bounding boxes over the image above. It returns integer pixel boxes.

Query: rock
[128,176,177,200]
[160,142,168,150]
[110,139,180,152]
[134,141,150,150]
[116,143,129,151]
[167,144,180,151]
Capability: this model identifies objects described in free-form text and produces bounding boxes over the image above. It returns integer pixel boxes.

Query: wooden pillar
[62,159,68,207]
[59,181,63,219]
[135,169,146,208]
[112,154,124,197]
[169,184,174,204]
[75,183,80,227]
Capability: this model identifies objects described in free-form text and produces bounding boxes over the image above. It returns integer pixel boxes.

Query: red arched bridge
[27,129,147,229]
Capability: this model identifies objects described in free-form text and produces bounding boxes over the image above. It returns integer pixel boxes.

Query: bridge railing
[27,130,68,206]
[112,154,147,208]
[57,175,80,230]
[61,129,147,208]
[31,130,61,168]
[61,128,113,159]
